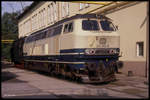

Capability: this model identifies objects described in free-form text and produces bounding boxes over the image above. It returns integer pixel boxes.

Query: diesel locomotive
[11,14,123,83]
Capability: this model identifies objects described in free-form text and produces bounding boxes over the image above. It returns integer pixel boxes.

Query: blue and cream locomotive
[11,14,123,83]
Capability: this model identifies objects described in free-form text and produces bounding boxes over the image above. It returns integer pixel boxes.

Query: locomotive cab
[60,15,120,56]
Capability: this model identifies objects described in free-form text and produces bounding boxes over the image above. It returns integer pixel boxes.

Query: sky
[1,1,33,15]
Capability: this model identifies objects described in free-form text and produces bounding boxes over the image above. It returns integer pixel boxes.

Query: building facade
[18,1,149,77]
[106,2,148,77]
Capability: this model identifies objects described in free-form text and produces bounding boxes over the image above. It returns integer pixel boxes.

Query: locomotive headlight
[109,49,120,54]
[109,49,116,54]
[114,49,117,53]
[85,49,95,55]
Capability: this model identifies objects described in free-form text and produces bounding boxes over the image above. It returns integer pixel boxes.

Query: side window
[47,25,62,37]
[64,24,69,33]
[35,33,40,41]
[46,29,51,37]
[47,28,54,37]
[53,25,63,36]
[25,37,29,43]
[27,36,33,43]
[63,22,73,33]
[68,23,73,32]
[41,31,47,39]
[30,36,34,42]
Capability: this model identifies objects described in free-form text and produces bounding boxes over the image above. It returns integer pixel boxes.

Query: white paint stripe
[24,60,85,64]
[60,53,84,55]
[3,92,51,97]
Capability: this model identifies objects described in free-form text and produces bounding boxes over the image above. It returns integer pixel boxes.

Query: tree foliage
[2,11,21,40]
[1,11,21,60]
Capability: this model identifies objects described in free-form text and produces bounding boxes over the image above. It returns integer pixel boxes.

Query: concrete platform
[1,61,149,99]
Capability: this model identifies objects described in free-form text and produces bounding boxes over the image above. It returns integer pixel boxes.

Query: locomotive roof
[52,14,111,26]
[29,14,111,36]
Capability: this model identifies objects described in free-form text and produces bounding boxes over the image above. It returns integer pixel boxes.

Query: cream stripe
[60,52,84,55]
[25,60,85,64]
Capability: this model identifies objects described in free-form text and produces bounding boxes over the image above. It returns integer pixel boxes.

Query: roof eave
[17,2,41,21]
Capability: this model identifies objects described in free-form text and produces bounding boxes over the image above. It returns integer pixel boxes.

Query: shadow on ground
[1,71,18,82]
[1,61,27,83]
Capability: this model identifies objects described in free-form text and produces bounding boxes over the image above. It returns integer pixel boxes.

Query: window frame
[100,20,116,31]
[136,42,144,57]
[63,22,74,34]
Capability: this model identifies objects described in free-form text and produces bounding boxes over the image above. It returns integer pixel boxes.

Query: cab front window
[82,20,99,31]
[100,20,116,31]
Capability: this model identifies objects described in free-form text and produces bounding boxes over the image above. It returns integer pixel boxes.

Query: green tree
[1,11,21,61]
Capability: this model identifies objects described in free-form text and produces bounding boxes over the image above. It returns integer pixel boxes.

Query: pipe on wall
[71,1,112,5]
[95,2,135,14]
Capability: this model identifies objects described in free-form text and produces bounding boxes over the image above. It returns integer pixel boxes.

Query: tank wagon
[11,14,123,83]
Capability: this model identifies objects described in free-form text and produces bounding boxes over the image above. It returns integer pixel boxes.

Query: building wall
[106,2,148,76]
[18,2,104,38]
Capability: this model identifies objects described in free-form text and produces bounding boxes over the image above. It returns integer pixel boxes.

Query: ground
[1,61,149,99]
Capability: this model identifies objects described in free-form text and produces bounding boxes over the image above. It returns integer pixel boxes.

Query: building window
[32,16,34,31]
[62,2,69,18]
[39,11,41,28]
[48,4,53,24]
[50,3,54,23]
[43,8,46,26]
[35,14,37,30]
[66,3,69,16]
[53,3,58,22]
[48,5,51,24]
[136,42,144,56]
[32,14,37,31]
[79,3,84,10]
[41,9,44,27]
[79,3,89,10]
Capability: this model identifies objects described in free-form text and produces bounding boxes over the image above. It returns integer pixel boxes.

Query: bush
[1,43,12,61]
